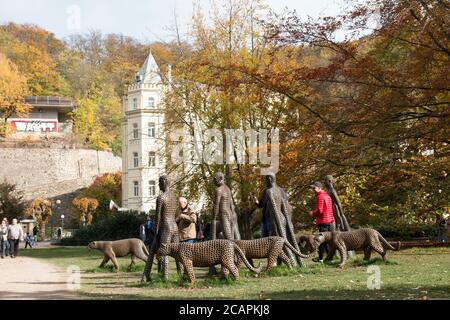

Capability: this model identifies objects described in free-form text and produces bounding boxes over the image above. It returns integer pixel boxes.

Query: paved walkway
[0,255,77,300]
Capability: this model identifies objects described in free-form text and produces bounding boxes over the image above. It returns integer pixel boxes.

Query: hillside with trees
[0,0,448,236]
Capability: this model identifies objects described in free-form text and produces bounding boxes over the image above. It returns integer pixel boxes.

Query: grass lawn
[20,246,450,300]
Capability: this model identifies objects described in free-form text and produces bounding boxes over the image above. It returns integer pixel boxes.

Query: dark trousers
[318,224,332,260]
[25,241,33,249]
[9,239,19,257]
[0,239,7,256]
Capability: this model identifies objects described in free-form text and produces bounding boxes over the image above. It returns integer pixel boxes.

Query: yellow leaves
[72,197,99,225]
[0,53,30,133]
[72,82,121,151]
[26,198,52,224]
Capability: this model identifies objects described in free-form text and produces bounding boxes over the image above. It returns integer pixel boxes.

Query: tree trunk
[39,222,46,241]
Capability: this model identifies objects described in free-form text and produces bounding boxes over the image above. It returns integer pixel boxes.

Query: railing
[25,96,76,107]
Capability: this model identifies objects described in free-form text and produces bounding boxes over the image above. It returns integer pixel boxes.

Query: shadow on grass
[128,265,324,289]
[78,284,450,300]
[350,257,399,267]
[86,264,145,273]
[262,285,450,300]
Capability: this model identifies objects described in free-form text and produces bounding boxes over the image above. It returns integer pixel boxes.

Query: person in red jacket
[309,181,335,263]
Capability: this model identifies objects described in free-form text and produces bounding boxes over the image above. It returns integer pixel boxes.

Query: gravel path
[0,255,78,300]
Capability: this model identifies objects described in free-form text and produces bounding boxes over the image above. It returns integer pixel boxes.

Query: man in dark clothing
[144,215,154,247]
[309,181,335,263]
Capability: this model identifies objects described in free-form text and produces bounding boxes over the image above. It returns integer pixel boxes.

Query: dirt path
[0,256,78,300]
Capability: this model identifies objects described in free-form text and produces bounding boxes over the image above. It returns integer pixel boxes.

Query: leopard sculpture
[234,237,312,271]
[157,239,261,285]
[314,228,401,268]
[88,239,149,270]
[298,235,317,255]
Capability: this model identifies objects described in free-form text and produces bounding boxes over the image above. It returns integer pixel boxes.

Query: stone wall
[0,147,122,201]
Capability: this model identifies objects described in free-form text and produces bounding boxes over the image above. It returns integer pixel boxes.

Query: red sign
[10,120,58,133]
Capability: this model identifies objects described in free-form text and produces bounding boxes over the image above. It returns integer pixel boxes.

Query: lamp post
[61,214,65,238]
[55,199,62,239]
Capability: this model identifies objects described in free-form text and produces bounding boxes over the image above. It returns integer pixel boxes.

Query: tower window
[133,98,138,110]
[148,122,155,138]
[132,123,139,139]
[147,97,155,108]
[149,180,156,197]
[133,152,139,168]
[133,181,139,197]
[148,152,156,167]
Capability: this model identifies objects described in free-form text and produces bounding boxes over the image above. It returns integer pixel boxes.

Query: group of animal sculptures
[87,174,400,285]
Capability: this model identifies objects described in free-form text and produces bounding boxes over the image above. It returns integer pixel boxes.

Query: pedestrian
[176,197,197,244]
[24,232,34,249]
[32,225,39,243]
[309,181,335,263]
[144,214,154,247]
[7,218,24,258]
[0,219,8,258]
[3,218,11,257]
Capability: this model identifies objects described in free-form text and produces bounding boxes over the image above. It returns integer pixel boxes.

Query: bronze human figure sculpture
[142,175,180,282]
[324,175,354,257]
[324,175,350,232]
[280,187,304,266]
[255,173,302,267]
[211,172,236,241]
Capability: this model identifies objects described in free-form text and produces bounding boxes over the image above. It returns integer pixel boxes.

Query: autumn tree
[79,172,122,223]
[0,181,27,221]
[0,23,70,96]
[25,198,53,240]
[160,0,283,238]
[72,197,99,227]
[240,0,450,229]
[0,53,30,136]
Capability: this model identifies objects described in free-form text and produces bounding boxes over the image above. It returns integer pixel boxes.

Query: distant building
[121,52,166,212]
[8,96,75,135]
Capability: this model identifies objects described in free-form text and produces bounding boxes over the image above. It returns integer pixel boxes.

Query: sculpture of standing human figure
[142,176,180,282]
[255,173,302,267]
[324,175,351,232]
[324,175,354,257]
[211,172,237,240]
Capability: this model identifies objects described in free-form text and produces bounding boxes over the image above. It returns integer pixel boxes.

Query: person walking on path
[7,218,23,258]
[0,219,8,258]
[176,197,197,244]
[24,233,34,249]
[309,181,335,263]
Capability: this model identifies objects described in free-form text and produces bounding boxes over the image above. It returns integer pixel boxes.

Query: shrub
[0,181,26,220]
[76,172,122,224]
[364,223,439,239]
[60,210,146,246]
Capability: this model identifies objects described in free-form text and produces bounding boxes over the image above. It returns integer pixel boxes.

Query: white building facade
[122,52,166,212]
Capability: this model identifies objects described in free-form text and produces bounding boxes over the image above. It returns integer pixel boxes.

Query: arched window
[132,123,139,139]
[133,152,139,168]
[147,97,155,108]
[149,180,156,197]
[133,181,139,197]
[148,152,156,167]
[148,122,156,138]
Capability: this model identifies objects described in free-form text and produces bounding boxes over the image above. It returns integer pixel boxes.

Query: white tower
[122,52,165,213]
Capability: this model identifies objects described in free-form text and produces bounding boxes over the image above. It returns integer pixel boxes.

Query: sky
[0,0,350,42]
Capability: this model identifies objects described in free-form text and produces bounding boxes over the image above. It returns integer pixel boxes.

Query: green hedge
[60,211,147,246]
[366,223,439,239]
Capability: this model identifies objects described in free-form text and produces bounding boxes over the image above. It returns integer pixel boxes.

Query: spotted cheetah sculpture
[234,237,312,271]
[157,239,261,284]
[314,228,401,268]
